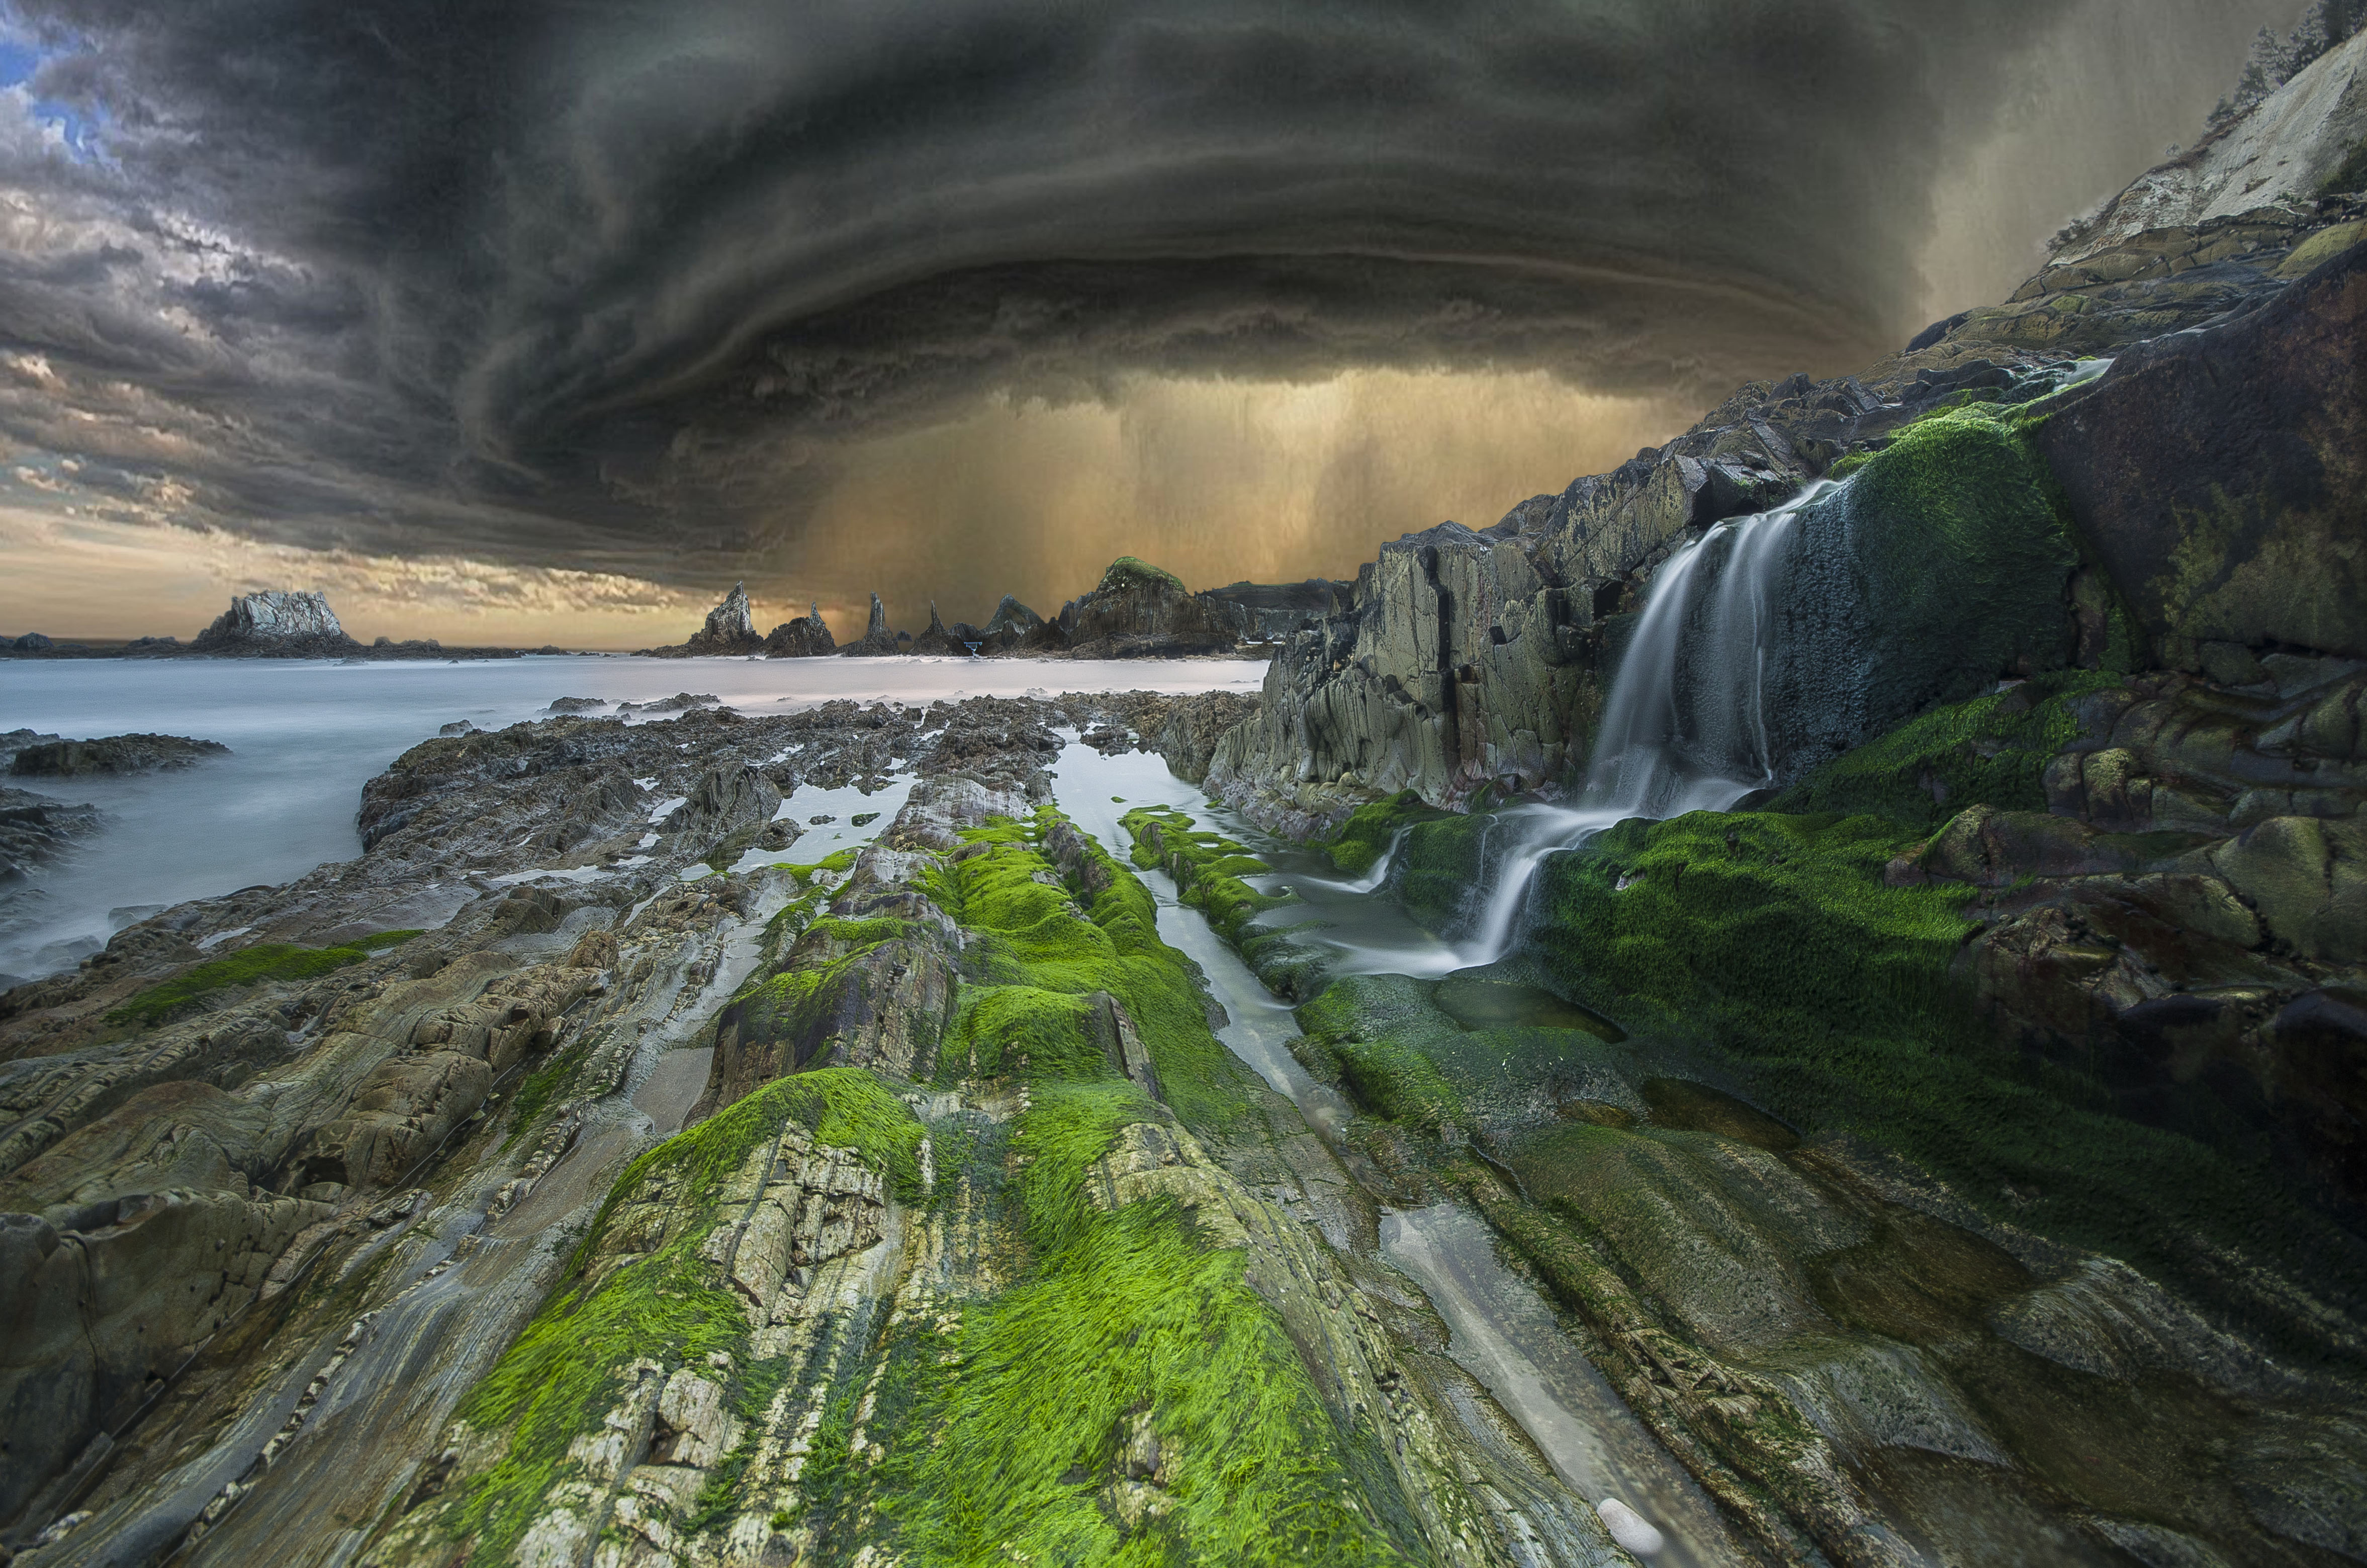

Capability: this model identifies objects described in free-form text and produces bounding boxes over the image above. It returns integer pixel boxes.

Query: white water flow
[1444,480,1831,968]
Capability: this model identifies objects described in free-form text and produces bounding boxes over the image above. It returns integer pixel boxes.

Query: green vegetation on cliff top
[1096,554,1188,597]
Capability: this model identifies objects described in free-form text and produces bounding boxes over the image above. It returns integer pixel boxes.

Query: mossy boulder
[1322,789,1452,875]
[1516,807,2367,1355]
[1764,407,2083,779]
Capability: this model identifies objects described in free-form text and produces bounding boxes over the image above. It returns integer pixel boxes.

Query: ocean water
[0,654,1264,984]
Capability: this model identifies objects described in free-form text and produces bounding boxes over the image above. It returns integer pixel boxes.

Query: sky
[0,0,2299,648]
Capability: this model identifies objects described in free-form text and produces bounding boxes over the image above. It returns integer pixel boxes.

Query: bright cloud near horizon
[0,1,2299,646]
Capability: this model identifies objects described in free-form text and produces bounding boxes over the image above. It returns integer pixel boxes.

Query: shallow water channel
[1047,741,1748,1564]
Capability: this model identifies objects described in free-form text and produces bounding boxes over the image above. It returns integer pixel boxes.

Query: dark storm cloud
[0,0,2287,588]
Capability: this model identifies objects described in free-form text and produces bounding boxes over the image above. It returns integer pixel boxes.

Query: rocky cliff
[1207,46,2367,840]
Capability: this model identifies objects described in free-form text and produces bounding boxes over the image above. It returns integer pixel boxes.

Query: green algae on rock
[107,932,420,1026]
[1323,789,1455,875]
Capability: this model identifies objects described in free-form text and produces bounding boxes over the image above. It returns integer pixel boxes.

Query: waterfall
[1444,478,1837,966]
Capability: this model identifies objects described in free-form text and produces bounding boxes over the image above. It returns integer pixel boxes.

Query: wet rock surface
[0,692,1654,1567]
[7,58,2365,1568]
[0,789,103,888]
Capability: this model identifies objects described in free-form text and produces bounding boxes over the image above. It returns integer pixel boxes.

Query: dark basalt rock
[9,734,230,777]
[2036,237,2367,664]
[618,692,719,714]
[763,602,837,658]
[190,592,362,659]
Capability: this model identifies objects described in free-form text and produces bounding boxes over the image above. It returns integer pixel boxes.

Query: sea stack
[906,601,967,656]
[764,602,837,657]
[189,591,362,658]
[683,582,766,655]
[837,592,902,656]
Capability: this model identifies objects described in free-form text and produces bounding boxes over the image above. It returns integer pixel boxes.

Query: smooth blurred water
[0,655,1263,984]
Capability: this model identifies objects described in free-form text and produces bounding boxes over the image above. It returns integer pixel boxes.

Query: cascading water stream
[1432,476,1840,970]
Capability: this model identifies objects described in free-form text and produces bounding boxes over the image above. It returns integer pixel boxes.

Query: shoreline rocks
[8,734,230,777]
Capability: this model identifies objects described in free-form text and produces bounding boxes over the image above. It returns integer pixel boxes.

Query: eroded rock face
[2037,236,2367,663]
[682,582,765,656]
[2058,29,2367,260]
[837,592,903,656]
[190,592,361,659]
[1052,556,1240,657]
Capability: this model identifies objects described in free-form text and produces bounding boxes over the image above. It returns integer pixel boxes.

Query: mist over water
[0,656,1263,984]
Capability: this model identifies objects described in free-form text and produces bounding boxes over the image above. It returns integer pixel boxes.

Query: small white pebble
[1597,1498,1665,1557]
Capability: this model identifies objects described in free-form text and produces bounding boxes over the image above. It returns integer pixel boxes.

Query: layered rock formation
[189,592,361,659]
[1208,101,2367,839]
[0,789,101,889]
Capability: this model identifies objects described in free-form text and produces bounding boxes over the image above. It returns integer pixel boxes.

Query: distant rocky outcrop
[1203,579,1355,641]
[10,734,230,777]
[906,602,966,656]
[956,558,1279,659]
[190,592,362,658]
[1051,556,1237,658]
[837,593,905,656]
[618,692,720,714]
[683,582,765,655]
[764,603,837,658]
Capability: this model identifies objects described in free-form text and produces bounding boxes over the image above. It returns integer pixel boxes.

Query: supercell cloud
[0,0,2295,632]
